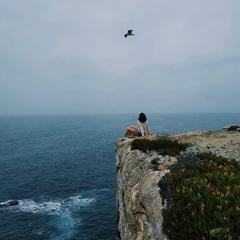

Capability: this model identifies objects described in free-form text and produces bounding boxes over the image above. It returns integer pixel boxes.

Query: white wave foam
[17,199,64,215]
[2,193,100,239]
[8,194,96,240]
[5,194,96,217]
[68,195,96,208]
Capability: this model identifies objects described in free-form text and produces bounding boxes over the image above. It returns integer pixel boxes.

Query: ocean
[0,113,239,240]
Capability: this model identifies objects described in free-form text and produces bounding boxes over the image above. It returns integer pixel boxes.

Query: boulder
[222,124,240,131]
[0,200,19,207]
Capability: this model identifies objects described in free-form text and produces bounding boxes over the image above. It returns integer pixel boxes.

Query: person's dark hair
[138,112,147,123]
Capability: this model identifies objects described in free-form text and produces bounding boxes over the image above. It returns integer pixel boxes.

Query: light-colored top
[137,120,150,136]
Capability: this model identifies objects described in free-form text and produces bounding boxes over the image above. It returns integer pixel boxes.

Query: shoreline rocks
[0,200,19,208]
[222,124,240,131]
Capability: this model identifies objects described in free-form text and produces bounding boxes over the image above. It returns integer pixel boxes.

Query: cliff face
[116,137,172,240]
[115,130,240,240]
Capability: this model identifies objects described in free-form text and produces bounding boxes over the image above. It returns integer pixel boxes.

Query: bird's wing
[128,30,133,34]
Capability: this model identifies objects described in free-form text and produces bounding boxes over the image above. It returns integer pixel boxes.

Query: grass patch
[131,136,189,156]
[162,153,240,240]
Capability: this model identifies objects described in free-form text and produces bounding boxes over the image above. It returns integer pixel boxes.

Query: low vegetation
[131,136,189,156]
[162,153,240,240]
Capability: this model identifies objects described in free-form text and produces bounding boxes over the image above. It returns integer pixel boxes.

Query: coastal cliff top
[172,130,239,148]
[119,129,240,161]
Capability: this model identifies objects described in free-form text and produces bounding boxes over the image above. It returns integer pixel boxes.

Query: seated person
[124,113,150,137]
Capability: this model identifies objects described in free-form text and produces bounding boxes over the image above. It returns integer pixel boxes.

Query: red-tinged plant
[162,153,240,240]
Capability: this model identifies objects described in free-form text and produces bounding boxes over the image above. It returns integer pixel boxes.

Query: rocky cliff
[115,129,240,240]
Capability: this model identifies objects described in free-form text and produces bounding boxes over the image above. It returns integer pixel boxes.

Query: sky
[0,0,240,114]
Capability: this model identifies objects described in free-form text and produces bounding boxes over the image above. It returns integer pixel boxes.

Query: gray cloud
[0,0,240,114]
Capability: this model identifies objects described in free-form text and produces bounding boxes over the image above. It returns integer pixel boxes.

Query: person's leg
[130,126,138,133]
[124,126,138,137]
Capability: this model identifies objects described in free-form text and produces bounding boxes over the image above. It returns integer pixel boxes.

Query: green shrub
[131,136,188,156]
[162,153,240,240]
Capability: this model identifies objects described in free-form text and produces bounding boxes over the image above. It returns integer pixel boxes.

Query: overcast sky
[0,0,240,114]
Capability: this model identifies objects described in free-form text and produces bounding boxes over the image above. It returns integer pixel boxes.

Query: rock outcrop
[223,124,240,131]
[0,200,19,208]
[115,130,240,240]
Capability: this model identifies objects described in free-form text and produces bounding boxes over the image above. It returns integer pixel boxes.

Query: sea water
[0,113,239,240]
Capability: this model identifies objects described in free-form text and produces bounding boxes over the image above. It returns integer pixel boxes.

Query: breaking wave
[15,194,96,215]
[1,194,96,240]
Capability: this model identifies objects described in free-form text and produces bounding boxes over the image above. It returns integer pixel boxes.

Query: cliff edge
[115,129,240,240]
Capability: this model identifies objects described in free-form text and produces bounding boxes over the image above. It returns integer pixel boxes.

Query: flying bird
[124,29,134,38]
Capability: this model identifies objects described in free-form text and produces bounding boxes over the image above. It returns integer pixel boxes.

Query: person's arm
[146,120,150,134]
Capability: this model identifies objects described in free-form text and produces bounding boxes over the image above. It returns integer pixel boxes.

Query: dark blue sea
[0,113,239,240]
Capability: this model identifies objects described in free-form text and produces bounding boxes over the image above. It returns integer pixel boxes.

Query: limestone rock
[116,130,240,240]
[116,138,171,240]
